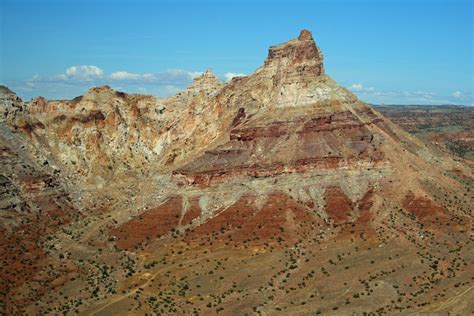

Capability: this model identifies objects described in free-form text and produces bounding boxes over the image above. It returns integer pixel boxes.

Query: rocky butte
[0,30,472,314]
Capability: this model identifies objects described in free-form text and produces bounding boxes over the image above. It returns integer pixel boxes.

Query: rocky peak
[298,29,313,41]
[192,68,220,86]
[245,30,347,108]
[264,29,324,77]
[0,85,16,96]
[27,96,48,112]
[202,68,218,79]
[175,68,223,99]
[85,85,116,96]
[0,85,24,123]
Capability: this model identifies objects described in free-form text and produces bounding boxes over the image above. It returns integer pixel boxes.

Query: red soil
[324,186,353,223]
[402,192,447,223]
[185,192,318,245]
[0,195,74,314]
[188,195,256,238]
[110,196,182,250]
[356,189,375,225]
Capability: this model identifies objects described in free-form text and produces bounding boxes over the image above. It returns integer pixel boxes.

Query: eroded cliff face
[0,30,472,315]
[2,73,228,187]
[1,30,357,189]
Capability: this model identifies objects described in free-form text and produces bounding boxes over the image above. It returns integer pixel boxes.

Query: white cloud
[348,83,375,92]
[224,72,245,82]
[110,71,141,80]
[346,82,474,105]
[51,74,68,81]
[189,71,203,78]
[109,71,156,82]
[109,71,162,82]
[26,67,201,86]
[349,83,363,90]
[65,65,104,81]
[15,66,211,99]
[156,69,201,83]
[162,85,182,95]
[452,91,463,98]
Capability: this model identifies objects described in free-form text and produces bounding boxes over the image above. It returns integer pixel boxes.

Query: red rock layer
[188,195,256,237]
[356,189,375,225]
[229,110,379,141]
[324,187,353,223]
[173,110,384,186]
[110,196,182,250]
[402,192,447,223]
[185,192,319,245]
[175,157,344,186]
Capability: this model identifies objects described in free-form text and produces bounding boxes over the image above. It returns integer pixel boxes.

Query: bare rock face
[1,77,227,187]
[0,86,24,123]
[179,68,223,98]
[266,29,324,78]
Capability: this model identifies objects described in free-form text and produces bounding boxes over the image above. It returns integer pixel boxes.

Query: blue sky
[1,0,473,105]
